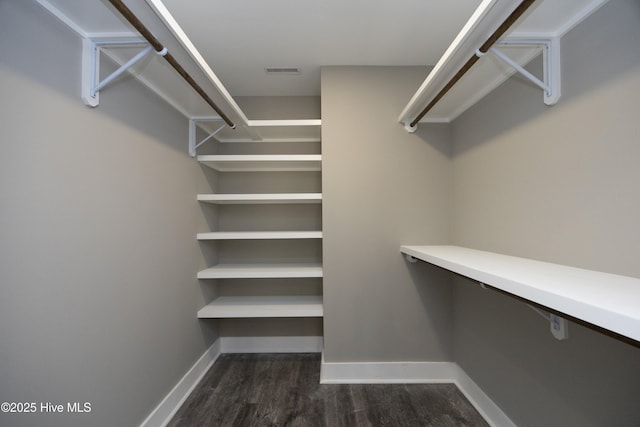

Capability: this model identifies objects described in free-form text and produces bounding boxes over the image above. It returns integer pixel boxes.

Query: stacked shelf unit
[196,152,323,319]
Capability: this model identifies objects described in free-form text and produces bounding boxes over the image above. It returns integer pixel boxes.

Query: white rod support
[526,304,569,340]
[91,45,154,96]
[405,254,418,263]
[493,37,561,105]
[194,124,226,151]
[189,117,225,157]
[404,122,418,133]
[527,303,550,321]
[488,46,550,94]
[82,38,151,107]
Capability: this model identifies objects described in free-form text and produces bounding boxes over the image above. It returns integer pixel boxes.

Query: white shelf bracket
[474,282,569,341]
[189,117,227,157]
[82,37,161,107]
[489,37,561,105]
[525,304,569,341]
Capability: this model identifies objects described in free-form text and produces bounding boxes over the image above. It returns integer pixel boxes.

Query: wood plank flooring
[168,353,489,427]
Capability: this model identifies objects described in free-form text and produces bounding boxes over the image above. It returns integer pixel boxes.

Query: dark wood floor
[168,353,489,427]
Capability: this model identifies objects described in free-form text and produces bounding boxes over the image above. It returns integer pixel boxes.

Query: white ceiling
[158,0,484,96]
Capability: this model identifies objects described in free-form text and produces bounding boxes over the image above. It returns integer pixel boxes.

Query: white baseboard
[139,336,322,427]
[320,354,457,384]
[452,365,516,427]
[139,339,222,427]
[320,355,515,427]
[142,338,513,427]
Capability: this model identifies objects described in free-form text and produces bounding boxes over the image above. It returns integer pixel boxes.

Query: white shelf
[401,245,640,342]
[198,263,323,279]
[208,119,322,143]
[197,155,322,172]
[197,193,322,204]
[197,295,323,318]
[197,231,322,240]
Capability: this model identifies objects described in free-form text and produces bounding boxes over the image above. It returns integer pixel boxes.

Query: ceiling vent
[265,67,301,75]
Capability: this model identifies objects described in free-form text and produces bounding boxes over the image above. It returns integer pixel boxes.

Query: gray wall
[321,66,453,362]
[0,2,216,426]
[451,1,640,425]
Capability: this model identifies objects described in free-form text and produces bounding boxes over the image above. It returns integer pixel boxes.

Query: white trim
[220,336,324,353]
[453,365,516,427]
[140,336,322,426]
[246,119,322,127]
[320,357,515,427]
[320,356,456,384]
[217,137,322,144]
[142,340,512,427]
[139,340,222,427]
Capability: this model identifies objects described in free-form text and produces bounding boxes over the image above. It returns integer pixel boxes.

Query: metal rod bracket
[81,37,150,107]
[492,37,561,105]
[189,117,227,157]
[526,304,569,340]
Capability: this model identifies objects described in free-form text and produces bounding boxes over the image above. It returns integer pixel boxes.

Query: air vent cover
[265,67,301,75]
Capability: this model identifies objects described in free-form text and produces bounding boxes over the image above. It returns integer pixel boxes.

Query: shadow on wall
[412,122,453,159]
[403,256,454,358]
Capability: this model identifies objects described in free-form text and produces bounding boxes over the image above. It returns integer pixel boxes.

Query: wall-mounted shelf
[197,193,322,204]
[197,155,322,172]
[400,245,640,343]
[197,231,322,240]
[197,295,323,318]
[195,121,323,324]
[197,263,323,279]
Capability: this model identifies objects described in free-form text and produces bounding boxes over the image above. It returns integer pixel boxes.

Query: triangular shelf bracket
[81,37,164,107]
[189,117,227,157]
[484,37,561,105]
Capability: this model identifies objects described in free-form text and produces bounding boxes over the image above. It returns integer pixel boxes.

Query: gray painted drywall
[0,2,216,426]
[321,66,453,362]
[451,1,640,425]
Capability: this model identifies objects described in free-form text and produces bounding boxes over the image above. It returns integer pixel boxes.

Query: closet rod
[409,0,536,128]
[107,0,236,129]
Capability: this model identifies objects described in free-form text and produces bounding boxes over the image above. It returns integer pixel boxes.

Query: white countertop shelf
[198,263,323,279]
[197,193,322,204]
[400,245,640,343]
[197,295,323,318]
[197,155,322,172]
[197,231,322,240]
